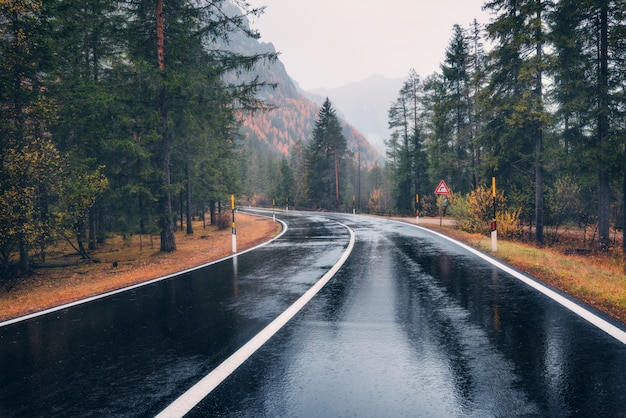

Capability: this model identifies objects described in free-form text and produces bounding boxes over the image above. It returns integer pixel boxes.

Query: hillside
[240,89,381,166]
[309,74,406,155]
[223,3,382,165]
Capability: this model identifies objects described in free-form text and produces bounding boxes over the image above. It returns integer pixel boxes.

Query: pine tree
[422,73,455,193]
[304,99,348,210]
[441,24,473,193]
[387,71,427,214]
[0,0,61,274]
[551,0,626,250]
[483,0,551,243]
[120,0,273,251]
[48,0,126,250]
[468,19,488,188]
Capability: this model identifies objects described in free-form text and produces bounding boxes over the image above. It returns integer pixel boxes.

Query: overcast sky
[245,0,491,90]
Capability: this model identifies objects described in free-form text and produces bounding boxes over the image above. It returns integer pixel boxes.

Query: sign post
[434,180,451,226]
[231,194,237,253]
[272,199,276,222]
[491,177,497,252]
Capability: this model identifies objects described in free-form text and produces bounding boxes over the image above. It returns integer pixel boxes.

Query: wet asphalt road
[0,211,625,417]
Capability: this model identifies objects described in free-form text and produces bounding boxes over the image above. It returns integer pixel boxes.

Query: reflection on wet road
[1,211,625,417]
[191,213,626,417]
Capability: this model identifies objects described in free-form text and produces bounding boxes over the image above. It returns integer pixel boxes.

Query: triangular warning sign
[435,180,451,195]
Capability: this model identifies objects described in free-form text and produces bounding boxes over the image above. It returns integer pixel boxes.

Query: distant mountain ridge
[223,3,382,166]
[307,74,406,156]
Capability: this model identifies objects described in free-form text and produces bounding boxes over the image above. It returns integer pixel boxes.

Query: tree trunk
[598,170,610,249]
[156,0,165,72]
[186,161,193,234]
[12,12,29,273]
[18,236,30,275]
[535,129,544,244]
[209,200,216,226]
[88,206,97,250]
[179,189,183,231]
[158,84,176,252]
[334,152,340,211]
[623,154,625,254]
[156,0,175,252]
[76,218,91,260]
[534,1,544,245]
[597,3,610,250]
[97,205,105,244]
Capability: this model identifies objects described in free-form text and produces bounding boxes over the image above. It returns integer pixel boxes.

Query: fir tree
[304,99,348,210]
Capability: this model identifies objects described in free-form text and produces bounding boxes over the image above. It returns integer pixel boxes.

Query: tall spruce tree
[0,0,61,274]
[483,0,550,243]
[441,24,473,193]
[48,0,125,250]
[468,19,488,188]
[551,0,626,250]
[387,71,426,214]
[388,82,413,212]
[121,0,272,252]
[304,98,348,210]
[422,73,455,192]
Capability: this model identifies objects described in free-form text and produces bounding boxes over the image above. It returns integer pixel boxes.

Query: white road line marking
[404,221,626,345]
[0,217,288,328]
[156,222,355,418]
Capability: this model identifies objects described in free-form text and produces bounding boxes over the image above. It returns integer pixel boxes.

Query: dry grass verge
[3,213,623,326]
[0,213,281,322]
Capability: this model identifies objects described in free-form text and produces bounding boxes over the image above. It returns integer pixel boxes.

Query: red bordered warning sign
[434,180,451,195]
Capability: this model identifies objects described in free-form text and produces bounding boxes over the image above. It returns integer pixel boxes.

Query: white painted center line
[156,222,356,418]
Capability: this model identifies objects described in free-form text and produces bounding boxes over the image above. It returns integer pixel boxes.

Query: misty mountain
[307,75,406,156]
[222,3,382,166]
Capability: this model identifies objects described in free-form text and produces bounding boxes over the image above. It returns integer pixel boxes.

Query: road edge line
[156,222,356,418]
[0,216,288,328]
[399,221,626,345]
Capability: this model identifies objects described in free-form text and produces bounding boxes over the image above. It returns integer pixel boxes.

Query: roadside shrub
[448,194,472,231]
[217,212,231,230]
[497,208,523,239]
[420,195,438,217]
[546,176,582,224]
[452,186,523,238]
[368,188,384,214]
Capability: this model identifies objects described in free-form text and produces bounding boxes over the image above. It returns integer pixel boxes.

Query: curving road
[0,211,625,417]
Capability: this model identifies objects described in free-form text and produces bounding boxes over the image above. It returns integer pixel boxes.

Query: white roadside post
[415,194,420,224]
[231,194,237,253]
[491,177,498,252]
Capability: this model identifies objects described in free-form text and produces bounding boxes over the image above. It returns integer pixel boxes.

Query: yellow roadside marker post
[231,194,236,253]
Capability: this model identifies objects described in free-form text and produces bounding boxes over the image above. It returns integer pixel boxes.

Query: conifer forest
[1,0,625,282]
